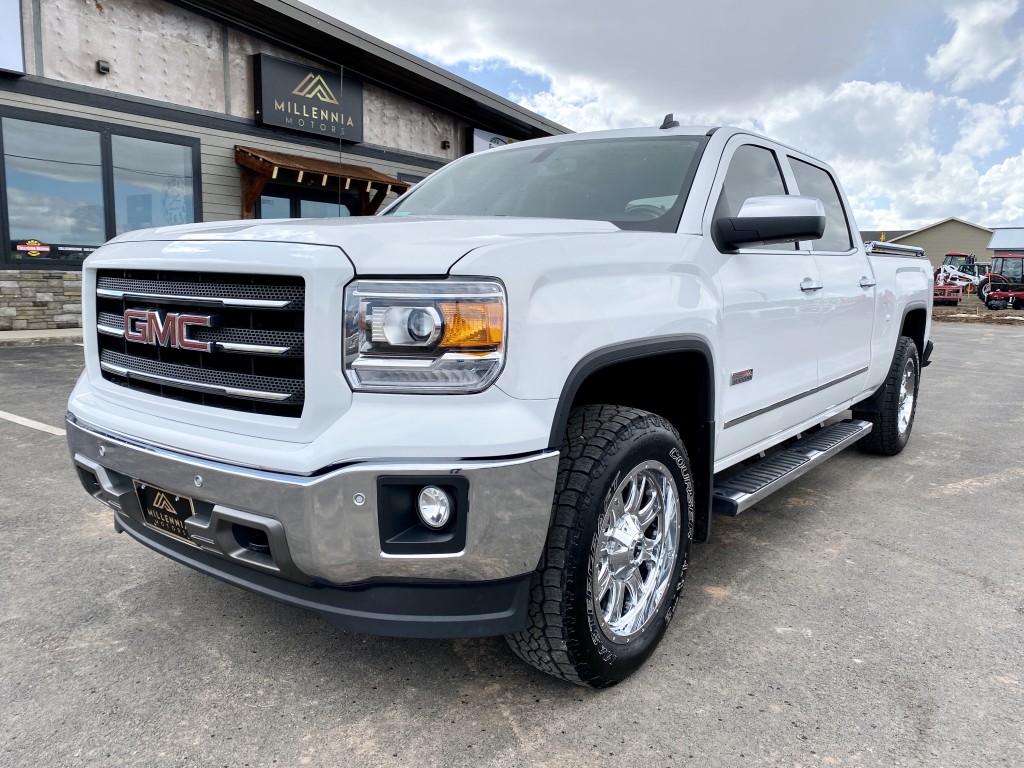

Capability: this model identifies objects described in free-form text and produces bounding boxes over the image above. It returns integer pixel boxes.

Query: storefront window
[113,135,195,234]
[2,119,105,261]
[257,186,357,219]
[259,195,291,219]
[300,199,350,218]
[0,112,201,269]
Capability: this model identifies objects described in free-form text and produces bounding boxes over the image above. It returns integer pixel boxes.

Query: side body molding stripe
[724,367,869,429]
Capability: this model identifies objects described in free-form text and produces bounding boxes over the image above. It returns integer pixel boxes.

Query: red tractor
[981,254,1024,309]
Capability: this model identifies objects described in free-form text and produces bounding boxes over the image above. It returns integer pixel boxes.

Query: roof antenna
[659,113,679,129]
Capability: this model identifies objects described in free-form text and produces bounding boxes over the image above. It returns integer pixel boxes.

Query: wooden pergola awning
[235,145,411,218]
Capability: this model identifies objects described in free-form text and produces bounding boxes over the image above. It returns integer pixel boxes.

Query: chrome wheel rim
[898,357,917,435]
[592,460,681,644]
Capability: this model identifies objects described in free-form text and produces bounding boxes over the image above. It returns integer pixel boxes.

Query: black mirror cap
[715,215,826,250]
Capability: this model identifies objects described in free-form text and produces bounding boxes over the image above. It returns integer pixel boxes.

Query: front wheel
[505,405,694,688]
[978,278,990,303]
[854,336,920,455]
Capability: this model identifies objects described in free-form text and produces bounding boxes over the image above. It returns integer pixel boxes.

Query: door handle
[859,276,877,288]
[800,278,823,292]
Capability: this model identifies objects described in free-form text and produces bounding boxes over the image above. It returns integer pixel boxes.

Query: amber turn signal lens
[438,301,504,349]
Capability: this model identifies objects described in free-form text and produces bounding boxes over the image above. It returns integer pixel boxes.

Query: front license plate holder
[134,481,197,544]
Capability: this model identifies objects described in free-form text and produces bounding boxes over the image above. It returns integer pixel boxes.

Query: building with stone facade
[0,0,568,331]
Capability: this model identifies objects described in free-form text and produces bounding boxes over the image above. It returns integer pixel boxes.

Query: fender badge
[731,369,754,385]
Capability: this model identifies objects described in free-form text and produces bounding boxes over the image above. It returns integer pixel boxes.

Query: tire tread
[505,405,686,687]
[855,336,919,456]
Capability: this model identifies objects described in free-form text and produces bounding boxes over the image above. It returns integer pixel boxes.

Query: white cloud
[955,102,1009,156]
[315,0,925,113]
[309,0,1024,228]
[926,0,1021,91]
[978,150,1024,221]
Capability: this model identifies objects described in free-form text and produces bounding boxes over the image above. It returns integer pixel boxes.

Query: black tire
[977,278,990,303]
[505,405,694,688]
[854,336,920,456]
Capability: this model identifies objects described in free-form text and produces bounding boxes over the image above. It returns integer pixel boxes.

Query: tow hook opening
[74,464,123,511]
[76,466,103,497]
[232,523,272,557]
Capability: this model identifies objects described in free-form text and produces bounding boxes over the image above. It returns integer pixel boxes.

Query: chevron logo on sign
[151,491,178,514]
[291,73,340,105]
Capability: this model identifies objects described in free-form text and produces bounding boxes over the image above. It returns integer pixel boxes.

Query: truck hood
[109,215,622,275]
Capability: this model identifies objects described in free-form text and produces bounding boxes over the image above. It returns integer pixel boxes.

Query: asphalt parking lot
[1,323,1022,768]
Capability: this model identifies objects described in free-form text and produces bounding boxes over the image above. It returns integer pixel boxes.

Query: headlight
[343,279,506,393]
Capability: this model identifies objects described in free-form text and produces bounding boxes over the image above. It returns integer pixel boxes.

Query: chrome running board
[712,419,873,516]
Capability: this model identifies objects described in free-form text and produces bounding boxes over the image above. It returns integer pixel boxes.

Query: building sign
[0,0,25,75]
[471,129,515,153]
[13,241,98,259]
[253,54,363,142]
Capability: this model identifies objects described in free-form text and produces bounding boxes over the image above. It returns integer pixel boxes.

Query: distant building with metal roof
[883,217,993,269]
[987,228,1024,252]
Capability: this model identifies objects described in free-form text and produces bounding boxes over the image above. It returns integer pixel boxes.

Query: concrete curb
[0,329,84,347]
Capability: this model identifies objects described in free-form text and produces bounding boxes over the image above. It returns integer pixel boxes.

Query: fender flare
[899,300,929,357]
[547,335,716,448]
[546,335,717,543]
[856,302,930,413]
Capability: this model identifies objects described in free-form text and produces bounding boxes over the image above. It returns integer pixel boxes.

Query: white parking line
[0,409,66,437]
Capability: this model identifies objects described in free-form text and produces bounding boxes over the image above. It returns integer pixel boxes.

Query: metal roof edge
[890,216,993,242]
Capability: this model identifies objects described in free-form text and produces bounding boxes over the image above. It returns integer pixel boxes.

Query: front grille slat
[100,350,301,402]
[96,276,305,309]
[96,312,304,356]
[96,270,306,417]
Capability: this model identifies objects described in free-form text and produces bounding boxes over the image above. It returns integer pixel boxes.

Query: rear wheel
[505,405,693,688]
[854,336,919,456]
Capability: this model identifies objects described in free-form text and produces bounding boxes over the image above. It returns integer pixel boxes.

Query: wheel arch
[900,303,928,357]
[856,303,928,413]
[548,336,717,543]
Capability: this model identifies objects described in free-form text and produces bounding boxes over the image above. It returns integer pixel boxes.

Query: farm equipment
[937,252,986,295]
[933,268,963,305]
[983,254,1024,310]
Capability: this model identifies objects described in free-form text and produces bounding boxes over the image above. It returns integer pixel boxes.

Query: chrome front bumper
[66,414,559,585]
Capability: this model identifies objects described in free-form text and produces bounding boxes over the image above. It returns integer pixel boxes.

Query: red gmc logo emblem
[124,310,213,352]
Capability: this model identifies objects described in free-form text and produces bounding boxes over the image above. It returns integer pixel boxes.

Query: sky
[307,0,1024,231]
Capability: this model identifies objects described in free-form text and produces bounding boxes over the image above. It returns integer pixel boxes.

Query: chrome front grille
[95,270,306,417]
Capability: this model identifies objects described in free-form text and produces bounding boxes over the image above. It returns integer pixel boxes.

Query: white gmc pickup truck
[67,123,933,688]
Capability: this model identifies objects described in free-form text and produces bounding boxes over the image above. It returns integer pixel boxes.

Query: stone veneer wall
[0,271,83,331]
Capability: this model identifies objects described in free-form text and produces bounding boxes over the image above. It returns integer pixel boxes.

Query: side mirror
[715,195,826,249]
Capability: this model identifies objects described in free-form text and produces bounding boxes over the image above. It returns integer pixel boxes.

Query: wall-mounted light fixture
[441,140,451,150]
[96,60,110,75]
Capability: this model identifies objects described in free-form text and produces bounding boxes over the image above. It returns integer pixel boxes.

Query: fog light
[417,486,451,529]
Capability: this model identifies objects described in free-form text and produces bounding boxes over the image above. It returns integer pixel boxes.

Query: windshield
[994,257,1023,281]
[383,136,706,232]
